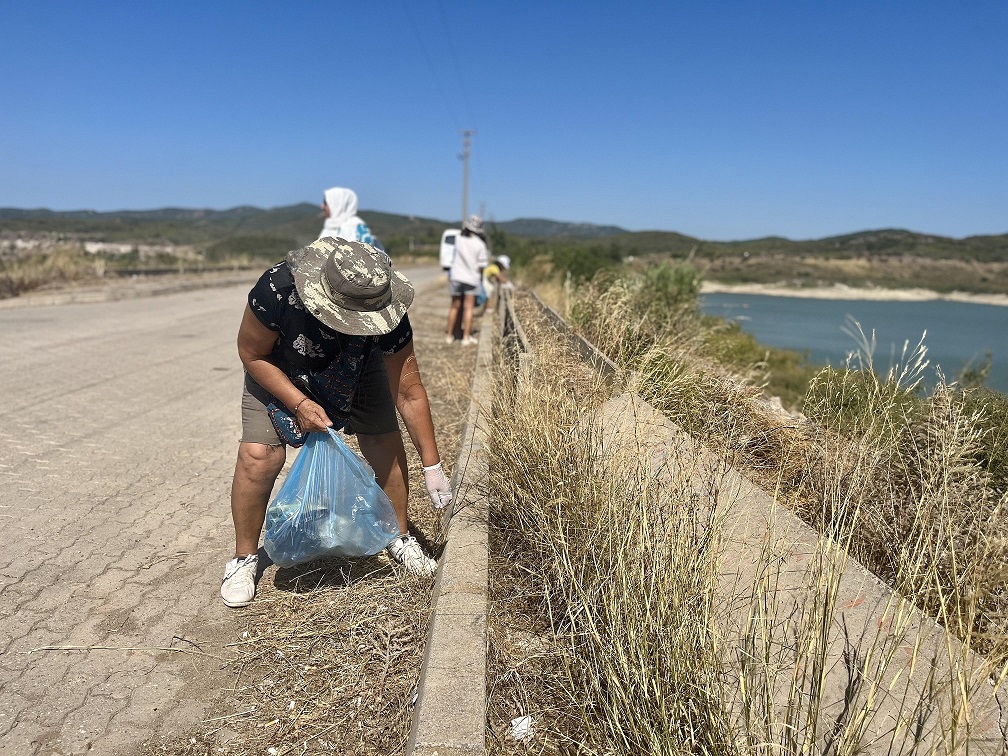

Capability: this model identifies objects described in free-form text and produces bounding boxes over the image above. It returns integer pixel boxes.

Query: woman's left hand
[423,462,453,509]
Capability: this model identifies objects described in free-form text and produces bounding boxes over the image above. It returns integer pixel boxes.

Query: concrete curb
[0,272,262,309]
[407,312,494,756]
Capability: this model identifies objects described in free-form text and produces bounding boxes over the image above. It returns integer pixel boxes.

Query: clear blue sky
[1,1,1005,241]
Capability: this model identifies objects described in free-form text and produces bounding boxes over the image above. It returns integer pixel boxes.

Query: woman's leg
[230,442,286,557]
[461,293,476,340]
[357,431,410,534]
[446,295,462,340]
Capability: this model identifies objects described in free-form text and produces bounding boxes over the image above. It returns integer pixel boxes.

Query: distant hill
[1,205,1005,262]
[0,204,323,246]
[494,217,626,238]
[0,205,628,247]
[588,227,1008,264]
[692,228,1008,263]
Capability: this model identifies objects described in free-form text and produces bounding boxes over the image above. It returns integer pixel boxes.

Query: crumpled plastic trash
[510,715,534,740]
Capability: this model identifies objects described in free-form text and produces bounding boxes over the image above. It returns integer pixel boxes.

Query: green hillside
[585,228,1008,263]
[2,206,1005,284]
[3,205,1004,261]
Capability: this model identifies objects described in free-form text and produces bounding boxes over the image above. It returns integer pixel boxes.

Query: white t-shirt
[448,234,489,287]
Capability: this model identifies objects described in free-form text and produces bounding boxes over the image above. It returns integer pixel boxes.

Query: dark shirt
[248,261,412,375]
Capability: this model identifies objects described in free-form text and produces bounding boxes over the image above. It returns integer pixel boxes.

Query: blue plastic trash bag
[475,281,487,308]
[264,428,400,568]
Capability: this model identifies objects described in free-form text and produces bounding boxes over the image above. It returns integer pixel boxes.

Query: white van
[439,228,460,270]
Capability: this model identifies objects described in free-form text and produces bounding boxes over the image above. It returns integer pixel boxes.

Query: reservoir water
[700,293,1008,394]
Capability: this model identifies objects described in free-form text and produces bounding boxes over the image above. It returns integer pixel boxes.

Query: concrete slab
[408,310,494,756]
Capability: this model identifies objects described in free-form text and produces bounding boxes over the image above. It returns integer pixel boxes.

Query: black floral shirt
[248,261,412,375]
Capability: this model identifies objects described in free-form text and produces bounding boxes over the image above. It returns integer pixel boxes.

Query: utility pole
[459,129,475,223]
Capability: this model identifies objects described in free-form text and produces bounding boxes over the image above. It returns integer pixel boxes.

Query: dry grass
[0,243,102,298]
[216,559,432,755]
[567,272,1008,653]
[485,289,1008,755]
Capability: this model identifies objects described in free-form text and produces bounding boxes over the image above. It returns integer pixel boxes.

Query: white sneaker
[445,335,455,344]
[221,554,259,607]
[386,535,437,576]
[462,336,478,346]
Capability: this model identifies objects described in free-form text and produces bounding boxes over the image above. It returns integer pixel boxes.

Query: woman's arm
[383,341,441,467]
[237,305,331,431]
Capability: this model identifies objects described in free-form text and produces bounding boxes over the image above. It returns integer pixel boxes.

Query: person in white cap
[445,214,489,346]
[476,254,512,316]
[221,237,453,608]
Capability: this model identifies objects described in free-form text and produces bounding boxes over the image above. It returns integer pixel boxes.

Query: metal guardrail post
[498,287,535,399]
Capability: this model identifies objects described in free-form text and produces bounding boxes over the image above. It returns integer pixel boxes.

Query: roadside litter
[510,715,534,740]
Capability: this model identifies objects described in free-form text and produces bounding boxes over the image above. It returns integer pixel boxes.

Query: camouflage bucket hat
[288,237,414,336]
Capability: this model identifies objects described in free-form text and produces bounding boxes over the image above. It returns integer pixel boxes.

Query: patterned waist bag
[268,336,370,447]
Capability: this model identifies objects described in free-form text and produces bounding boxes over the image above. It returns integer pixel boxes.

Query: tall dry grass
[0,244,102,298]
[486,290,1008,755]
[569,270,1008,650]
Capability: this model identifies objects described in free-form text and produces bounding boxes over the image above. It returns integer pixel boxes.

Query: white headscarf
[319,187,368,242]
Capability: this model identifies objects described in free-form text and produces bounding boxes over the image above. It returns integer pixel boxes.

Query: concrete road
[0,264,445,755]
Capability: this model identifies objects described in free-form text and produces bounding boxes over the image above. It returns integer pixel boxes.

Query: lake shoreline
[701,281,1008,308]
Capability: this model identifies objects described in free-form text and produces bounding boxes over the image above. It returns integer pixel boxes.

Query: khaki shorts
[240,352,400,445]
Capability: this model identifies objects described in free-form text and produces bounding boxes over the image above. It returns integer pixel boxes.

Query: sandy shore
[701,281,1008,308]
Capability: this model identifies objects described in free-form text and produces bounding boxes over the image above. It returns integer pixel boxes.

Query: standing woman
[319,186,381,248]
[445,215,489,345]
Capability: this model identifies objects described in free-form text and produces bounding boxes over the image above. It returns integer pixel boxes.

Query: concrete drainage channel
[405,289,1008,755]
[407,303,495,756]
[404,291,619,755]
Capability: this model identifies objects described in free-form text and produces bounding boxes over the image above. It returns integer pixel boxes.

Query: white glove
[423,462,453,509]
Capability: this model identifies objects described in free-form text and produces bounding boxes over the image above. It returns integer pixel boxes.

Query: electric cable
[399,0,462,129]
[434,0,475,127]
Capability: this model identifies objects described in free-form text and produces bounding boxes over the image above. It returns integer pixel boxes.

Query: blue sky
[1,1,1005,241]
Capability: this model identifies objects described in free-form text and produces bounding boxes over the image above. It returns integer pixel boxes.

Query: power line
[399,0,461,129]
[459,128,476,222]
[434,0,475,126]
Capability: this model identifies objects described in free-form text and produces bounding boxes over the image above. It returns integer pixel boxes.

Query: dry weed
[486,288,1008,755]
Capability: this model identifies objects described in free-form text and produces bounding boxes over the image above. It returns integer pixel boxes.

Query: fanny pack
[267,336,371,447]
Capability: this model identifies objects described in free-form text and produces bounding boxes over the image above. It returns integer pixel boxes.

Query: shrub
[203,234,297,263]
[0,244,99,298]
[550,241,623,283]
